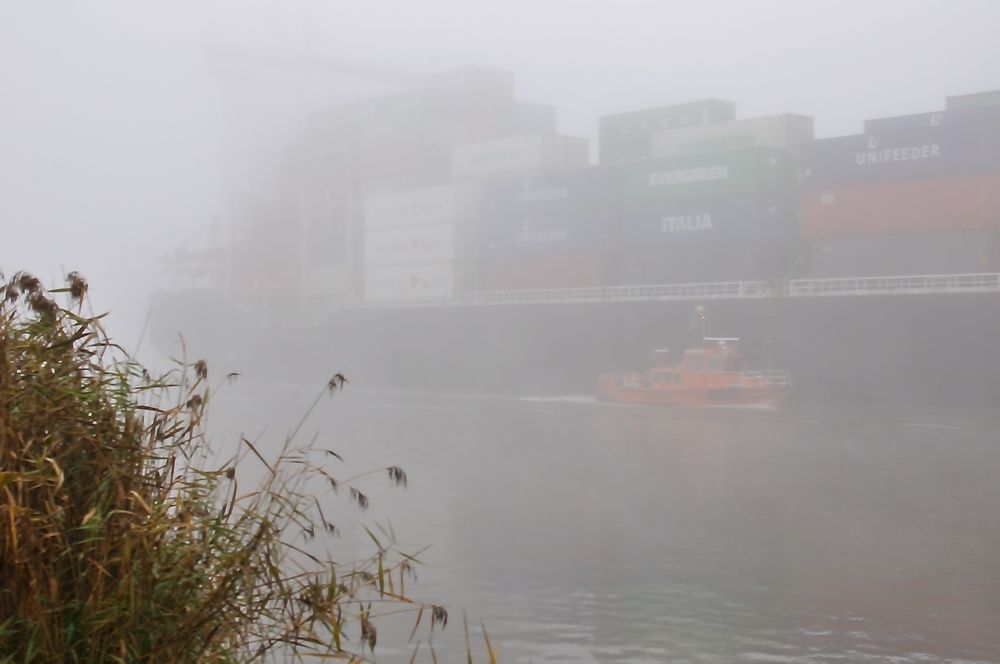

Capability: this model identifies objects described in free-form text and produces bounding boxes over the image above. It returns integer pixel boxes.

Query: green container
[946,89,1000,110]
[616,147,794,205]
[677,133,758,155]
[599,99,735,164]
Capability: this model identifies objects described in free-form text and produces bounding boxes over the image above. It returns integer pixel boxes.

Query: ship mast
[691,305,708,347]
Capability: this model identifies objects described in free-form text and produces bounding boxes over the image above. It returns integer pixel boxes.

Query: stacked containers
[651,114,814,159]
[946,89,1000,110]
[362,186,464,301]
[451,134,590,181]
[613,146,800,284]
[599,99,736,164]
[477,167,614,290]
[299,67,565,192]
[300,185,356,298]
[801,116,1000,276]
[230,197,303,300]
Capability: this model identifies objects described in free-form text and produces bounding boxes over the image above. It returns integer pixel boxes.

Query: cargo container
[228,195,308,299]
[479,167,613,216]
[479,254,605,291]
[946,89,1000,110]
[364,224,456,266]
[651,114,814,159]
[982,171,1000,224]
[477,211,612,261]
[617,147,793,206]
[364,186,456,230]
[800,122,993,188]
[451,134,590,180]
[806,230,998,278]
[477,167,614,259]
[599,99,736,164]
[299,68,545,190]
[611,241,786,286]
[619,196,793,246]
[364,263,457,301]
[301,187,353,266]
[801,173,1000,239]
[864,104,1000,133]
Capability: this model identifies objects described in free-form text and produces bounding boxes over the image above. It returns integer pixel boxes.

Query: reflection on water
[208,385,1000,663]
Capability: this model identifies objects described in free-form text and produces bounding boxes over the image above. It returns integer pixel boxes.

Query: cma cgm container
[478,167,614,259]
[364,186,456,230]
[802,172,1000,239]
[651,114,814,159]
[617,147,793,206]
[599,99,736,164]
[801,122,997,188]
[619,196,792,247]
[946,89,1000,110]
[864,103,1000,134]
[806,230,999,278]
[452,134,589,180]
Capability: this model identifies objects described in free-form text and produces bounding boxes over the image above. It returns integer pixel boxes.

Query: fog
[3,1,999,329]
[3,1,1000,661]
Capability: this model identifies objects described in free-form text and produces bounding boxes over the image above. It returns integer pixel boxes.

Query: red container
[231,228,304,299]
[981,171,1000,225]
[806,230,998,278]
[479,254,605,291]
[801,174,994,240]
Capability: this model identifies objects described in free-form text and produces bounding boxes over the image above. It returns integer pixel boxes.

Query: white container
[364,263,456,301]
[651,114,814,159]
[364,224,456,266]
[451,134,590,180]
[364,186,456,231]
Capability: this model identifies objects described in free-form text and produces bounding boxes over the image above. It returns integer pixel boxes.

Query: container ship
[151,69,1000,411]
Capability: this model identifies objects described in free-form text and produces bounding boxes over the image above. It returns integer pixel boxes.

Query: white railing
[787,272,1000,297]
[327,272,1000,310]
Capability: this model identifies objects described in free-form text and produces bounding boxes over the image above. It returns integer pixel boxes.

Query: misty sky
[1,0,998,339]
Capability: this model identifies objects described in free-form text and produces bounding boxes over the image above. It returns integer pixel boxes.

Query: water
[207,384,1000,663]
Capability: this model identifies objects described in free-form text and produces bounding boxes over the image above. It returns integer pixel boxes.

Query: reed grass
[0,271,493,662]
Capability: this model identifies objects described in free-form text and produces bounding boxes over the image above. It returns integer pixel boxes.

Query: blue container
[983,120,1000,171]
[802,123,990,188]
[618,196,791,246]
[478,168,615,259]
[864,104,1000,133]
[479,167,614,217]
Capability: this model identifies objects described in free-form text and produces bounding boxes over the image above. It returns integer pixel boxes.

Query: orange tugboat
[596,307,792,408]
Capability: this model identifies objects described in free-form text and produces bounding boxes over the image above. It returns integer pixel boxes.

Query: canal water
[207,383,1000,663]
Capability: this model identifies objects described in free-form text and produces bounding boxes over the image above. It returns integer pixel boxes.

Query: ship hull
[149,290,1000,412]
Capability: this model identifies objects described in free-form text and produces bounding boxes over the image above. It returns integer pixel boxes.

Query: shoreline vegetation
[0,271,494,662]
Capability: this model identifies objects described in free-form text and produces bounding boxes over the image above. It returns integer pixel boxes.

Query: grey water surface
[208,384,1000,663]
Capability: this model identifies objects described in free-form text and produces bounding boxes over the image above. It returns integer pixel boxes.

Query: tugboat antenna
[691,305,708,346]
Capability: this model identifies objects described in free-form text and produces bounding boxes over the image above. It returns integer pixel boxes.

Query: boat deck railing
[326,272,1000,310]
